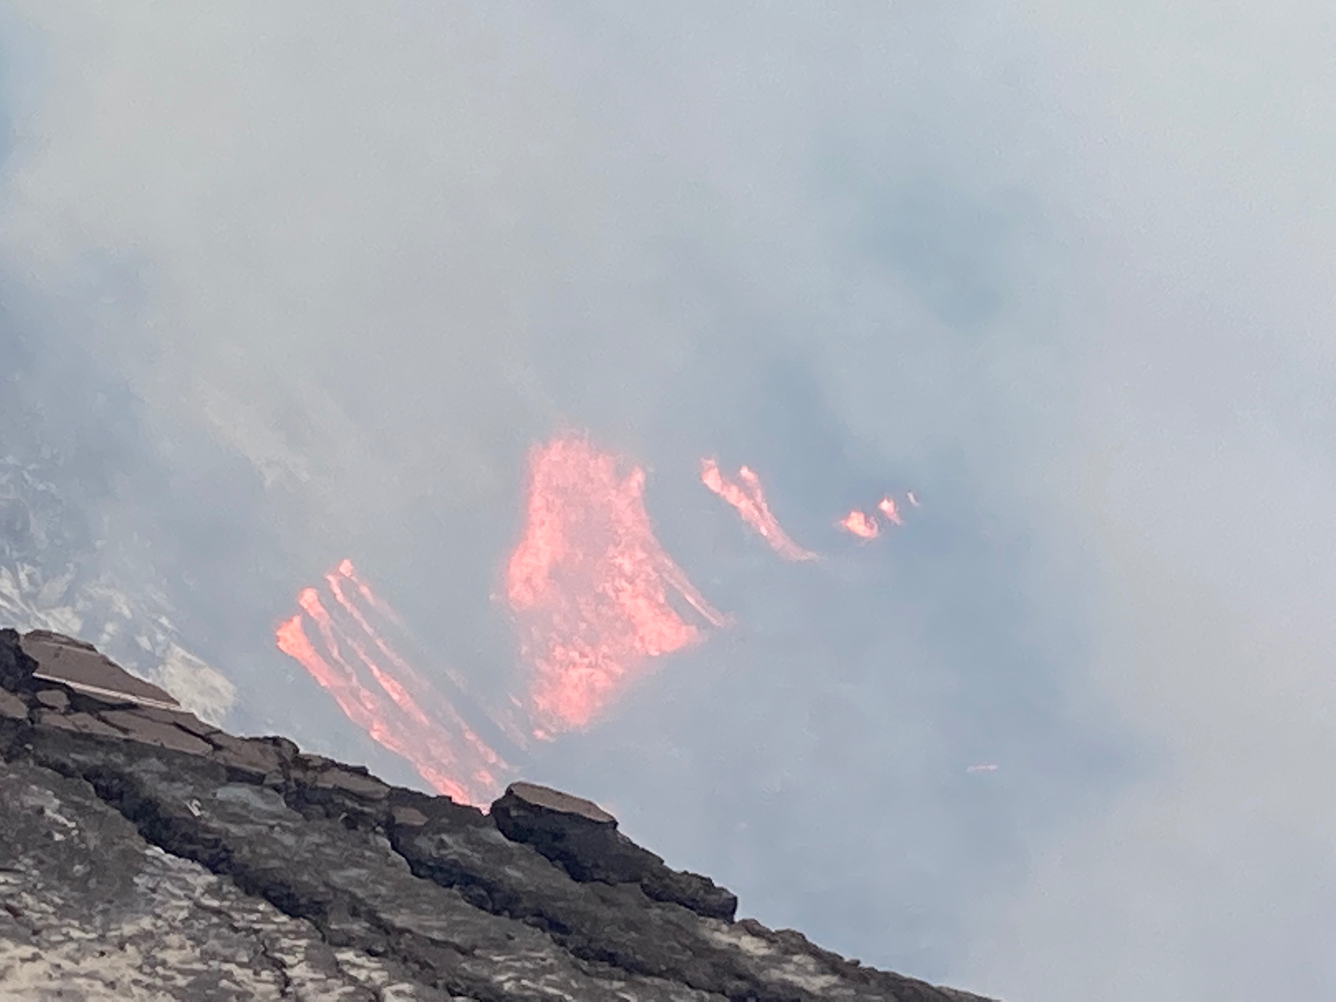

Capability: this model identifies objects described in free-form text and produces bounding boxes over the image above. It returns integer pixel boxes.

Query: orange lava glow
[507,435,727,734]
[700,458,817,561]
[877,496,904,526]
[837,510,880,539]
[275,560,507,806]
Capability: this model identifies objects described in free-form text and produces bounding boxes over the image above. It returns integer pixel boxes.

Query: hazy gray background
[2,3,1335,1000]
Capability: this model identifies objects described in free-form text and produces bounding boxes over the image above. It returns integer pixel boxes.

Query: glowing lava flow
[839,492,919,540]
[507,435,727,735]
[877,496,904,526]
[700,459,817,561]
[276,560,507,806]
[837,510,880,539]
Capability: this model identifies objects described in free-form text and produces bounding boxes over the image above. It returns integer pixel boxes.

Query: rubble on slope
[0,627,997,1002]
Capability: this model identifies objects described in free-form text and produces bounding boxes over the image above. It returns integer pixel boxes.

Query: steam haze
[3,3,1335,999]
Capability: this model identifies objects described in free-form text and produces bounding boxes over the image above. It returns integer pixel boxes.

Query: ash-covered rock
[0,627,999,1002]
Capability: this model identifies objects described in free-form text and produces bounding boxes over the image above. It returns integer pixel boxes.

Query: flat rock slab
[99,708,215,756]
[21,630,180,709]
[507,780,617,823]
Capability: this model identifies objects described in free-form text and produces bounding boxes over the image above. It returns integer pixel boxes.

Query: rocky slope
[0,628,996,1002]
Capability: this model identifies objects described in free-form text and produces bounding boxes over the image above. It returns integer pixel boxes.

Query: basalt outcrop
[0,628,995,1001]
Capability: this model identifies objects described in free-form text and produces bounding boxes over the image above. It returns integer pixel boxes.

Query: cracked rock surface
[0,628,997,1002]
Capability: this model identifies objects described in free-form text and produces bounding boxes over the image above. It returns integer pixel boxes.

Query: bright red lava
[837,509,880,539]
[507,435,727,735]
[700,458,817,561]
[877,496,904,526]
[275,560,507,806]
[840,493,918,539]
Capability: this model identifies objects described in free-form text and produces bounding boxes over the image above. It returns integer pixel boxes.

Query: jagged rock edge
[0,628,996,1002]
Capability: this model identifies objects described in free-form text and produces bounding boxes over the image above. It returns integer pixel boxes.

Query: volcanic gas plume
[700,459,817,561]
[276,559,508,806]
[507,436,728,736]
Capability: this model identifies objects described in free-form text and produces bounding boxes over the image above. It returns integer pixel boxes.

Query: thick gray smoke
[2,4,1335,999]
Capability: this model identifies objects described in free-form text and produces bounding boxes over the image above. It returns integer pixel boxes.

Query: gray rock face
[0,628,998,1002]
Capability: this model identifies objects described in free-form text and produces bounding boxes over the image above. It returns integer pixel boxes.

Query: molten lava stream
[276,561,508,806]
[700,458,817,561]
[877,496,904,526]
[837,509,880,539]
[507,434,727,735]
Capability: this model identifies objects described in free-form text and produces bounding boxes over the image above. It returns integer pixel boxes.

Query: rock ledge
[0,627,997,1002]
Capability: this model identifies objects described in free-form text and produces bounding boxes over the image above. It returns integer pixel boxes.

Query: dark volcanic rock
[0,628,39,691]
[0,627,1000,1001]
[493,780,739,921]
